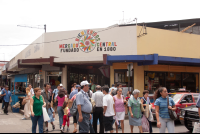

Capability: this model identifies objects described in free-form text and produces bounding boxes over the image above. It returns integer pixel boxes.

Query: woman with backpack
[154,87,176,133]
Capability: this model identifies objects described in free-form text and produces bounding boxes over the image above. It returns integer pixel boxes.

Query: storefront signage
[59,29,117,53]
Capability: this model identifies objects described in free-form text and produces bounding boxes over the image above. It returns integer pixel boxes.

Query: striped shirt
[154,97,175,119]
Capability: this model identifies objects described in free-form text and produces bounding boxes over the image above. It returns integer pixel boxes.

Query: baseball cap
[76,84,81,87]
[60,84,63,87]
[80,80,90,86]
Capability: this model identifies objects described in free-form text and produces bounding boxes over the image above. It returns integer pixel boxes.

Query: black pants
[4,102,9,114]
[93,107,104,133]
[73,115,77,124]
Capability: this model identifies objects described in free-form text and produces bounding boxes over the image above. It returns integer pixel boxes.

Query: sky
[0,0,199,61]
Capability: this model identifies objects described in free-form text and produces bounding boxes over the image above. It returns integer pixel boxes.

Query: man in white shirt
[103,86,116,133]
[28,84,34,97]
[92,85,104,133]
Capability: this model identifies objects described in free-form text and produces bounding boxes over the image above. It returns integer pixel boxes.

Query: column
[110,66,114,87]
[62,65,67,91]
[133,63,144,97]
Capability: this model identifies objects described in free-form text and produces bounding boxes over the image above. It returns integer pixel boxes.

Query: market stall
[11,74,27,112]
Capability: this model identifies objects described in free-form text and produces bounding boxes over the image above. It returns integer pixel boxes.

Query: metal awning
[103,54,200,66]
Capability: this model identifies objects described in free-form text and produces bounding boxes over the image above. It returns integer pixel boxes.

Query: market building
[1,18,200,100]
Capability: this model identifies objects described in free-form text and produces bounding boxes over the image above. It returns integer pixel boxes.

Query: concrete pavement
[0,103,190,133]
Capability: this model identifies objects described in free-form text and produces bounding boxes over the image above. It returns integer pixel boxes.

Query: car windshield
[169,94,182,103]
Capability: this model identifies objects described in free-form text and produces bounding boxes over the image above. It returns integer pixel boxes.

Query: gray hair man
[92,85,104,133]
[76,80,92,133]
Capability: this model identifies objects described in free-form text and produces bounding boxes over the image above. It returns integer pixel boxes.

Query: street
[0,103,190,133]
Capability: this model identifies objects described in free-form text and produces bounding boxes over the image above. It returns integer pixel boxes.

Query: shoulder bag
[167,96,177,120]
[144,97,150,118]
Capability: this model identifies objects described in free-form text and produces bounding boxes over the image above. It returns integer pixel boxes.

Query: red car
[151,92,199,121]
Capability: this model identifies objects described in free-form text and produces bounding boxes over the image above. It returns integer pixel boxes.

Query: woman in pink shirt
[54,89,68,129]
[113,88,126,133]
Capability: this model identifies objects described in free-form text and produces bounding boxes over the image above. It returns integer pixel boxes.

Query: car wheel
[185,119,193,132]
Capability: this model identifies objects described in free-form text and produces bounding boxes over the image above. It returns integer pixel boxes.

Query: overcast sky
[0,0,199,61]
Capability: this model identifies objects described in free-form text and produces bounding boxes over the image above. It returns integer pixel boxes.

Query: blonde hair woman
[22,87,31,120]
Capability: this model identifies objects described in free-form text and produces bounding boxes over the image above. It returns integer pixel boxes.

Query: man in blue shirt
[69,85,80,99]
[76,81,92,133]
[1,85,12,115]
[1,86,5,109]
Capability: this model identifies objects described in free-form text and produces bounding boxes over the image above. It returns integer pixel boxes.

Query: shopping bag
[144,97,150,118]
[42,107,50,122]
[193,122,200,133]
[148,105,154,121]
[141,115,149,132]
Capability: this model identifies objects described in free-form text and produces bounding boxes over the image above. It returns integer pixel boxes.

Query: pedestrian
[113,88,126,133]
[91,82,96,93]
[109,84,117,93]
[22,87,31,120]
[92,85,104,133]
[30,88,46,133]
[141,90,153,133]
[61,101,70,133]
[103,86,116,133]
[69,86,81,133]
[52,85,60,113]
[69,85,80,99]
[1,85,12,115]
[76,80,92,133]
[47,103,55,131]
[28,84,35,97]
[154,87,176,133]
[128,89,143,133]
[71,83,77,93]
[1,86,5,109]
[111,83,122,96]
[41,83,51,132]
[55,89,68,129]
[48,85,53,102]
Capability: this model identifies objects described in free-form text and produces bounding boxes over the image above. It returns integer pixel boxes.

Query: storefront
[4,19,200,96]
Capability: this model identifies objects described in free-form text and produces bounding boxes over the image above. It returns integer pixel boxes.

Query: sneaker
[60,128,64,133]
[67,128,70,132]
[52,125,55,130]
[22,117,26,120]
[45,129,48,132]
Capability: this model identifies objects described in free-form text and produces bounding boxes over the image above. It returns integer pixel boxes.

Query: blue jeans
[31,115,44,133]
[57,106,64,128]
[77,112,90,133]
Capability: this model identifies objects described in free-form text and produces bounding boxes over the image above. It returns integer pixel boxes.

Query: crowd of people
[0,81,179,133]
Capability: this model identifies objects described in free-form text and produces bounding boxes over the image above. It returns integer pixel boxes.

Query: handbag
[148,105,154,121]
[167,96,177,120]
[42,107,50,122]
[70,98,77,116]
[144,97,150,118]
[193,122,200,133]
[141,115,149,132]
[90,98,96,114]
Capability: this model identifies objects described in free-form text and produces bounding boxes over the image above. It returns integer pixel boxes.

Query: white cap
[60,84,63,87]
[80,80,89,86]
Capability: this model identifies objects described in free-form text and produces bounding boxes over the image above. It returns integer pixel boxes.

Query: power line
[0,25,119,47]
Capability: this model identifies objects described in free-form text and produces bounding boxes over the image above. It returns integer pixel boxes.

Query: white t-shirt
[30,88,34,96]
[103,94,115,117]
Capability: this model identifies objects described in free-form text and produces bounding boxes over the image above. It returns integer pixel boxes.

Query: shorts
[104,116,113,131]
[54,101,58,106]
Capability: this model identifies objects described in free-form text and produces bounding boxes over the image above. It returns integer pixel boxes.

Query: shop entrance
[47,72,62,90]
[67,65,110,94]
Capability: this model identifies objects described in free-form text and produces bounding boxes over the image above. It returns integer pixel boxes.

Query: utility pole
[17,24,46,33]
